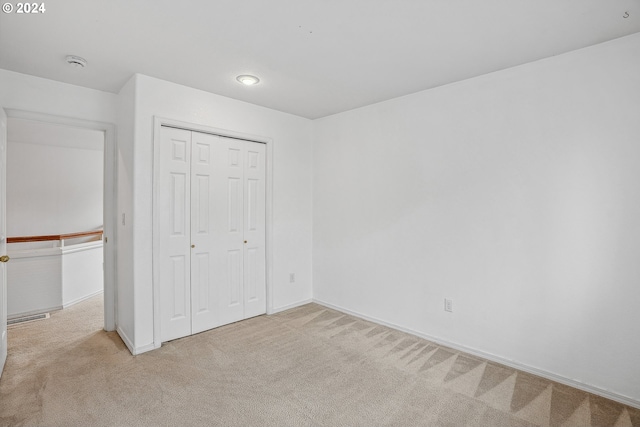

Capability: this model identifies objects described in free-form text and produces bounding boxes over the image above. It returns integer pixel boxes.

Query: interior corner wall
[129,75,313,352]
[312,33,640,404]
[115,75,137,350]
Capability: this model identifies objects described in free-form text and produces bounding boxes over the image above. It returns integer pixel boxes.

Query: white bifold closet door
[159,126,266,343]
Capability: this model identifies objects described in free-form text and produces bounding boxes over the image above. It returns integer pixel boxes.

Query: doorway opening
[4,110,116,332]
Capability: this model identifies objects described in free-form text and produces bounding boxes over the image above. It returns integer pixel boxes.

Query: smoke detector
[66,55,87,68]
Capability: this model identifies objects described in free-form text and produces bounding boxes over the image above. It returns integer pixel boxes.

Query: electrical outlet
[444,298,453,313]
[289,273,295,283]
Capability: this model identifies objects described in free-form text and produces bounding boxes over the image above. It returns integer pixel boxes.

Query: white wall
[7,141,103,237]
[313,33,640,405]
[62,243,103,307]
[0,69,117,124]
[7,250,61,317]
[115,75,136,349]
[124,75,313,352]
[7,242,103,317]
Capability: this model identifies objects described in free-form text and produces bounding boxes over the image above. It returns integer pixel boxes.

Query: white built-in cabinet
[158,126,266,342]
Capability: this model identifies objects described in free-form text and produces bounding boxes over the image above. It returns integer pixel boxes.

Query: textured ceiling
[1,0,639,119]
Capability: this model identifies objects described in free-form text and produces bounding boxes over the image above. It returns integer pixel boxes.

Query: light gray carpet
[0,295,638,426]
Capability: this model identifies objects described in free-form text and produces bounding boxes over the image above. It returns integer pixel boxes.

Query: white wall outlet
[444,298,453,313]
[289,273,295,283]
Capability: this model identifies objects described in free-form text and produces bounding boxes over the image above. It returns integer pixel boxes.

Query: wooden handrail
[7,230,103,244]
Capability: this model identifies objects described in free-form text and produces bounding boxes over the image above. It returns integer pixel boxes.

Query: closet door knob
[0,255,9,263]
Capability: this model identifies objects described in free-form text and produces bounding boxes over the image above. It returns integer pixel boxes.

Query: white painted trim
[117,326,135,355]
[7,306,62,320]
[132,342,160,356]
[9,241,101,258]
[4,109,117,332]
[151,117,275,348]
[1,107,7,380]
[62,289,103,309]
[271,299,314,314]
[264,134,275,316]
[152,119,162,350]
[115,329,159,356]
[313,298,640,410]
[59,241,102,255]
[8,247,60,258]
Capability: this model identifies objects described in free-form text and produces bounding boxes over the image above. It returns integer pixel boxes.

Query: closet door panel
[159,127,192,342]
[158,128,267,342]
[212,137,245,325]
[243,141,266,318]
[190,132,219,334]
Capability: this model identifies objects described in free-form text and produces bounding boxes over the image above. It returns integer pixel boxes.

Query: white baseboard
[63,290,103,309]
[8,305,63,320]
[270,298,313,314]
[116,326,135,355]
[116,326,160,356]
[133,342,160,355]
[9,291,103,319]
[313,298,640,410]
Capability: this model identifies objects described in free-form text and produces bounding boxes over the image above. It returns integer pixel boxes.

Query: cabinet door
[159,127,192,342]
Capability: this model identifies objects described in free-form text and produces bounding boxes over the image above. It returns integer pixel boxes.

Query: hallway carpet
[0,296,638,426]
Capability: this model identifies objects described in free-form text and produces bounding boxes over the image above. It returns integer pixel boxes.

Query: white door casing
[0,108,8,377]
[1,110,116,333]
[158,126,266,343]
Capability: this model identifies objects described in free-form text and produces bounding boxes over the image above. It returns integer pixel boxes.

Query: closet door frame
[151,117,274,349]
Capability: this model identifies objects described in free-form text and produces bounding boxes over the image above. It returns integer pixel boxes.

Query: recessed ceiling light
[66,55,87,68]
[236,75,260,86]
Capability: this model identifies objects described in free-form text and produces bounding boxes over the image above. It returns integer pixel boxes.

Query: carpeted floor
[0,295,638,427]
